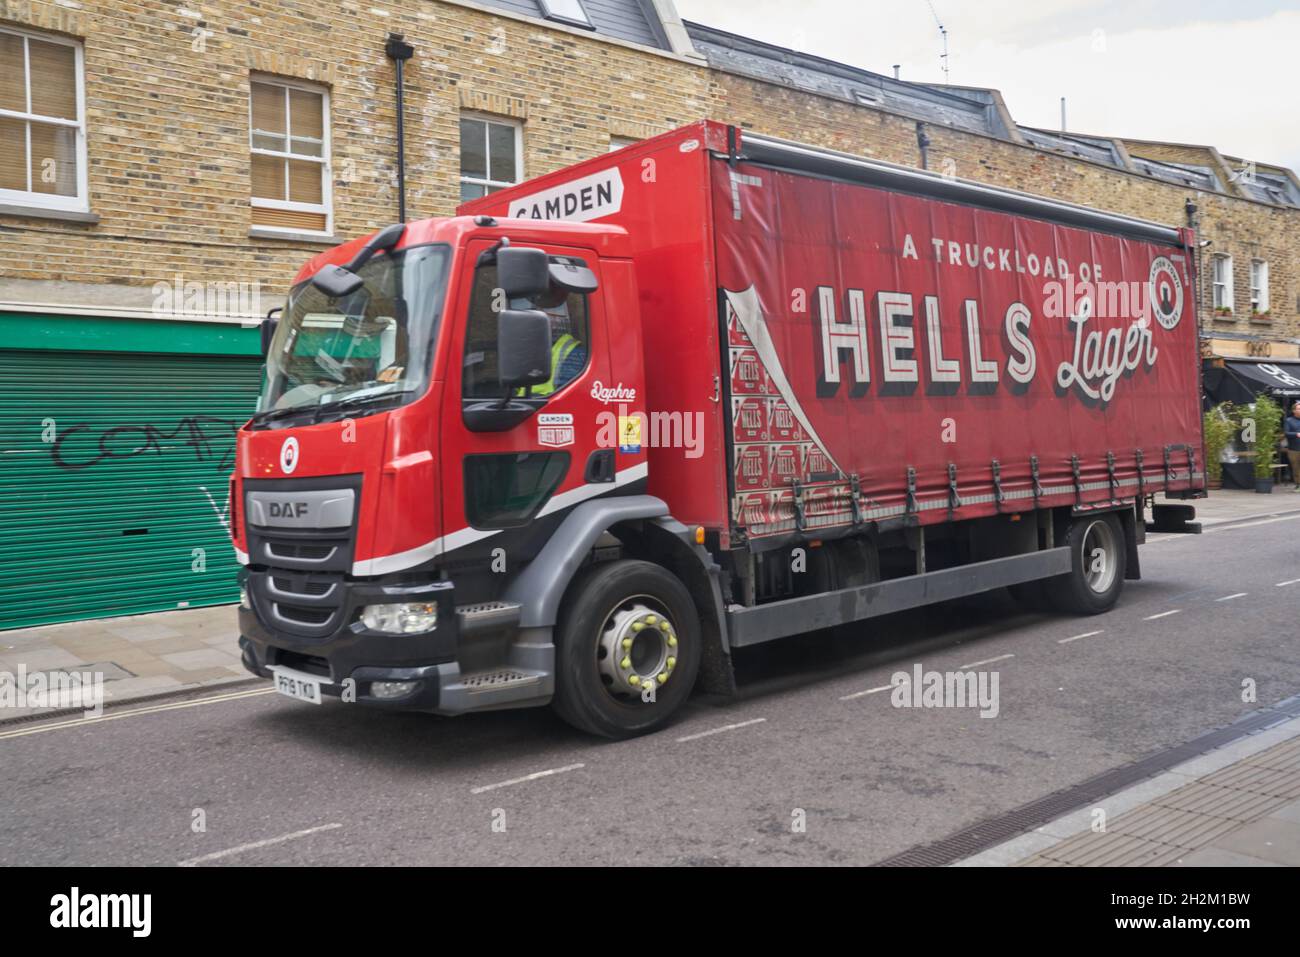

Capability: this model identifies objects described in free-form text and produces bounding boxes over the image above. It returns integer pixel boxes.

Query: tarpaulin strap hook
[906,466,918,515]
[1163,445,1175,486]
[1186,445,1196,485]
[1106,451,1117,499]
[947,463,961,516]
[991,459,1004,510]
[729,169,762,220]
[1071,455,1083,504]
[850,473,863,525]
[792,480,806,532]
[1030,455,1042,505]
[1135,448,1145,497]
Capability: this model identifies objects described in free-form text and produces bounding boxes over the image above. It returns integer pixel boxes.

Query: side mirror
[497,247,550,301]
[260,309,280,357]
[498,309,552,389]
[310,263,365,299]
[549,260,598,294]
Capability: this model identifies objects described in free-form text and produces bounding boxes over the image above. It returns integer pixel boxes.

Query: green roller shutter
[0,314,262,630]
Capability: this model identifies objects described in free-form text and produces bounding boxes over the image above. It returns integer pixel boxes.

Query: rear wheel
[1043,513,1127,615]
[553,560,701,738]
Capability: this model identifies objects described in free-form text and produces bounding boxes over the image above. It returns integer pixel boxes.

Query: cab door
[438,239,624,565]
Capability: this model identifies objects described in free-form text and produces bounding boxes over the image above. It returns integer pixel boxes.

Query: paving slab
[0,604,255,720]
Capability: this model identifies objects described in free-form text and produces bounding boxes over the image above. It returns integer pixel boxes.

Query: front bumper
[238,571,553,714]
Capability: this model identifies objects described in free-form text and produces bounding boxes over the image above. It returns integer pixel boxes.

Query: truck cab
[234,214,704,737]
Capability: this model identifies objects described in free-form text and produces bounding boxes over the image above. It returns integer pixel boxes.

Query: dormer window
[539,0,594,30]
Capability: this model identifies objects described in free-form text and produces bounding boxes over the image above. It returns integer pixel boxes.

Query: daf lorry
[233,121,1205,738]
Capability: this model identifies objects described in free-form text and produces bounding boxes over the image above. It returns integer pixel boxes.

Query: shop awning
[1205,359,1300,406]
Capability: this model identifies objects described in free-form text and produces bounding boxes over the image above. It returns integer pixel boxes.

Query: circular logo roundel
[280,436,299,475]
[1148,257,1183,331]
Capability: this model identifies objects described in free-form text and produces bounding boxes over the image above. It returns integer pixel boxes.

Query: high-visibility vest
[531,334,582,396]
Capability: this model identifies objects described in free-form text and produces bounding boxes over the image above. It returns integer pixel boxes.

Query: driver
[530,286,586,397]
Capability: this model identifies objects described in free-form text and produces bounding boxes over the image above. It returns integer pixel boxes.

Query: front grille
[274,605,333,627]
[273,576,332,596]
[250,529,352,572]
[253,567,348,639]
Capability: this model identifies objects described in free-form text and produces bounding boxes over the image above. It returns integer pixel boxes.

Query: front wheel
[1043,513,1127,615]
[552,560,701,739]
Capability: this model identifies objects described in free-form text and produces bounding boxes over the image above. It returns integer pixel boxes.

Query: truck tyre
[1043,513,1127,615]
[553,559,701,739]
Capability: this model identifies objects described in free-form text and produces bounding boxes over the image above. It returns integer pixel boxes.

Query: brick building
[1,0,1296,628]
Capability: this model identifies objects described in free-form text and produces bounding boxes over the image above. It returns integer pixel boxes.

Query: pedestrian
[1286,401,1300,492]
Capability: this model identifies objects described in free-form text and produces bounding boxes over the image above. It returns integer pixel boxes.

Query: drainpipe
[385,33,415,222]
[916,122,931,171]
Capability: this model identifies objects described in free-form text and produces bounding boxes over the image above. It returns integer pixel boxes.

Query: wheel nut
[628,675,641,686]
[620,656,631,670]
[621,637,633,650]
[667,636,677,648]
[667,656,676,669]
[632,622,644,632]
[646,615,657,625]
[657,673,668,684]
[660,621,670,631]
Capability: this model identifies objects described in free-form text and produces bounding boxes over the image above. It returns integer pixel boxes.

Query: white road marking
[0,687,275,740]
[957,654,1014,670]
[1144,512,1300,544]
[839,682,902,701]
[1058,630,1103,645]
[675,717,766,743]
[470,763,585,795]
[178,823,342,867]
[1277,578,1300,587]
[1215,592,1248,601]
[1206,514,1300,533]
[1144,609,1181,620]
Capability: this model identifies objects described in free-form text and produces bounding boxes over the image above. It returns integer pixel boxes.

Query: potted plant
[1214,306,1233,318]
[1251,393,1282,493]
[1203,403,1235,489]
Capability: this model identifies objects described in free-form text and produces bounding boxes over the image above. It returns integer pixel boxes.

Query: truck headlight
[360,602,438,634]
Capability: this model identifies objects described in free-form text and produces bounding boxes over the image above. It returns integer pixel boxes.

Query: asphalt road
[2,509,1298,866]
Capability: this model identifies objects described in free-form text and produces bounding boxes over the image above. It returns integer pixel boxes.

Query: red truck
[233,121,1205,737]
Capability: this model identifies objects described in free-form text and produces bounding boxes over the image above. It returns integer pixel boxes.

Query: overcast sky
[676,0,1300,172]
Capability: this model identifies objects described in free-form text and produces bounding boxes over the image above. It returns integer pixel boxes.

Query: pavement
[1,485,1299,866]
[956,713,1300,867]
[0,605,250,718]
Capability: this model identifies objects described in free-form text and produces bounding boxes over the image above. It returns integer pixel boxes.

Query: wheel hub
[1082,519,1118,594]
[597,601,678,696]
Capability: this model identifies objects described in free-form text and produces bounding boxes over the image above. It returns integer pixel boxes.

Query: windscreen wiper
[248,404,316,428]
[310,388,416,423]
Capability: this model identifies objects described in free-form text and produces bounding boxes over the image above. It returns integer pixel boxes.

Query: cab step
[456,600,522,635]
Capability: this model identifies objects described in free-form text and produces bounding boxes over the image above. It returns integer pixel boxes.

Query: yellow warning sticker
[618,415,642,453]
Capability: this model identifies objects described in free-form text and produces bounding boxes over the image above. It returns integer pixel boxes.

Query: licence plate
[272,669,322,705]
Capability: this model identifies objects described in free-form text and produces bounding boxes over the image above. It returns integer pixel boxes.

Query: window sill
[249,227,337,245]
[0,202,99,224]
